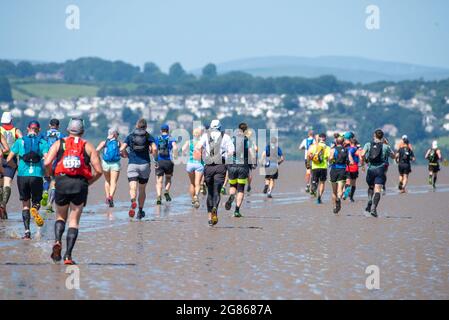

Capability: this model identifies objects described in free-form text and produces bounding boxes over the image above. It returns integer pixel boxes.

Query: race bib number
[63,156,81,169]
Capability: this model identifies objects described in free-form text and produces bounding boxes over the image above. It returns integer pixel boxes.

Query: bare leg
[109,170,120,198]
[188,172,195,200]
[103,170,111,198]
[138,183,147,209]
[164,175,172,193]
[156,176,163,198]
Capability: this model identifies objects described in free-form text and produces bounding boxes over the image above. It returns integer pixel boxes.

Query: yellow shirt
[308,142,330,169]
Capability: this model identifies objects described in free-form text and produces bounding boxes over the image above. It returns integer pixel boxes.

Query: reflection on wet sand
[0,163,448,299]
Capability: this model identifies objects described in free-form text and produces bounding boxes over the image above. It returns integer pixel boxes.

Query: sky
[1,0,448,71]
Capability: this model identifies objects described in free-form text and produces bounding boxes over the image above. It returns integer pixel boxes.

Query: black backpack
[368,142,383,165]
[399,147,411,163]
[334,145,348,165]
[428,149,439,163]
[131,129,149,152]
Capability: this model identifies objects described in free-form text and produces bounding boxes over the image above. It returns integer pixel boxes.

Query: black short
[330,168,347,183]
[228,165,250,185]
[347,171,359,180]
[428,164,440,173]
[55,175,89,206]
[1,156,17,179]
[155,160,174,176]
[204,164,227,187]
[398,163,412,175]
[265,169,279,180]
[366,166,387,186]
[304,159,311,170]
[311,168,327,182]
[17,176,43,202]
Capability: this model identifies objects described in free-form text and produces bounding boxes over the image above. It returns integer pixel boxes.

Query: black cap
[50,119,60,126]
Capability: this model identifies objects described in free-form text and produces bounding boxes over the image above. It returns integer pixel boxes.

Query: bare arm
[44,140,60,167]
[0,134,9,154]
[96,140,106,152]
[85,142,102,185]
[6,151,16,168]
[172,142,178,160]
[15,129,23,139]
[181,141,190,155]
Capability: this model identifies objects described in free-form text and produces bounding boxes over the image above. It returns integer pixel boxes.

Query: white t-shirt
[299,137,315,160]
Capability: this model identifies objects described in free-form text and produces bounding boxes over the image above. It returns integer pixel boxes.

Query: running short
[428,164,440,173]
[55,175,89,206]
[1,156,17,179]
[102,159,121,172]
[265,169,279,180]
[330,168,347,183]
[366,166,387,186]
[17,176,43,202]
[311,168,327,182]
[186,162,204,174]
[304,159,311,170]
[398,163,412,175]
[155,160,174,176]
[127,163,151,184]
[228,165,250,185]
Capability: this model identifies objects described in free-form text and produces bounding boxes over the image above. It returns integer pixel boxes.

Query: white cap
[402,135,408,140]
[1,112,12,124]
[432,140,438,149]
[210,119,221,130]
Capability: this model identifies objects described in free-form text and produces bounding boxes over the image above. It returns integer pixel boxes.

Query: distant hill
[198,56,449,83]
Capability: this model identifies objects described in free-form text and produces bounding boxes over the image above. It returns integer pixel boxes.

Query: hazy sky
[1,0,448,70]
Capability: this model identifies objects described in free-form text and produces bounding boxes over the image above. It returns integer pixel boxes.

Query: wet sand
[0,162,448,299]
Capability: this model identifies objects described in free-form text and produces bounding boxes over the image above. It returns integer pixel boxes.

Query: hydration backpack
[232,136,249,165]
[21,135,43,163]
[1,127,17,149]
[157,135,171,158]
[367,142,383,165]
[131,129,149,152]
[334,145,348,165]
[312,144,325,164]
[55,137,92,179]
[399,147,411,163]
[103,139,121,162]
[428,149,438,163]
[208,131,224,158]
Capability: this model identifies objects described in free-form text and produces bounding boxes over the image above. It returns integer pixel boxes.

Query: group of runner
[300,129,444,217]
[0,109,444,265]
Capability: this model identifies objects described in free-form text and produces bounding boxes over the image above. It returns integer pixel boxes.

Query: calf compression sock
[65,228,79,258]
[373,192,381,209]
[22,209,31,232]
[55,220,66,243]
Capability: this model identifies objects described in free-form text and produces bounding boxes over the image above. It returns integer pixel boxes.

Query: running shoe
[428,177,433,185]
[398,182,403,191]
[316,197,322,204]
[211,207,218,225]
[247,185,252,193]
[305,185,310,194]
[0,206,5,220]
[51,242,62,262]
[108,197,114,208]
[335,199,341,214]
[46,207,54,214]
[156,197,162,206]
[40,191,49,207]
[164,192,172,202]
[30,207,44,227]
[201,184,207,195]
[22,231,31,240]
[137,209,145,220]
[370,208,378,218]
[129,200,137,218]
[193,196,200,209]
[349,198,355,203]
[225,195,235,211]
[234,210,242,218]
[267,192,273,199]
[365,201,372,213]
[220,187,227,195]
[263,185,269,194]
[63,256,76,265]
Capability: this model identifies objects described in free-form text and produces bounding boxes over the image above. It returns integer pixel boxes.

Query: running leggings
[204,164,227,213]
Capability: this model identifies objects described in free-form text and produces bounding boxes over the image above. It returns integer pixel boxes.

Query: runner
[382,137,392,194]
[42,119,65,213]
[425,140,443,189]
[396,135,415,193]
[261,136,285,198]
[155,124,177,205]
[195,120,234,226]
[0,112,23,218]
[224,122,256,217]
[245,127,258,193]
[360,129,395,217]
[0,133,10,219]
[343,137,361,202]
[45,118,102,264]
[181,127,204,208]
[329,136,349,214]
[299,130,315,193]
[120,119,157,219]
[96,128,122,207]
[307,133,330,204]
[6,121,48,239]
